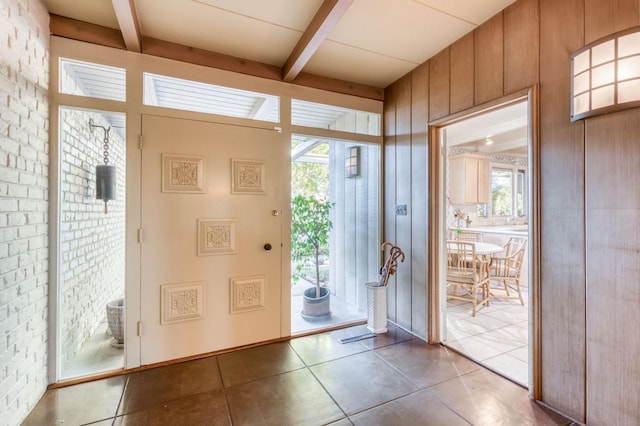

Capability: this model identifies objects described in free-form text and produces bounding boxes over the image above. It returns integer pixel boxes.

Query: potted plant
[291,194,333,321]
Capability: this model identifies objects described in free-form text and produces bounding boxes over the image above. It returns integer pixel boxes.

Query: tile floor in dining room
[444,287,530,387]
[23,319,574,426]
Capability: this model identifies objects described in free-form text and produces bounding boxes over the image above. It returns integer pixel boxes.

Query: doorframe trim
[426,85,541,399]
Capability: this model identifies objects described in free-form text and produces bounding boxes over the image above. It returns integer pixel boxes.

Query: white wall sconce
[345,146,360,178]
[571,26,640,121]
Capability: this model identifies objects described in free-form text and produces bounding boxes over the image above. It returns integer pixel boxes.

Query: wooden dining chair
[446,241,491,316]
[489,237,527,305]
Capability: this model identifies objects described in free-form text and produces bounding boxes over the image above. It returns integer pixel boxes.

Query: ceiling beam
[112,0,142,52]
[49,15,384,101]
[50,14,126,50]
[282,0,353,82]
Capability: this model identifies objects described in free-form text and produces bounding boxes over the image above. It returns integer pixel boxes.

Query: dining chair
[489,237,527,305]
[446,241,491,316]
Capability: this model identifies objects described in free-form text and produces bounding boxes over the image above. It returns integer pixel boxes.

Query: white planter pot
[366,282,388,333]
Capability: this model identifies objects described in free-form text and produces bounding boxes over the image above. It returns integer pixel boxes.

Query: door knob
[264,243,272,251]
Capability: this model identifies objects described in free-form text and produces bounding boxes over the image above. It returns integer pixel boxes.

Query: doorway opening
[57,107,126,379]
[290,135,380,334]
[439,99,532,387]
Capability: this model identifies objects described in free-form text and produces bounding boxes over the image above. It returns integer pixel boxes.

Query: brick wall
[0,0,50,424]
[59,107,125,367]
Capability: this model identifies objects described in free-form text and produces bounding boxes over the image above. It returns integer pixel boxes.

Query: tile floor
[24,321,571,426]
[444,287,530,386]
[60,285,366,381]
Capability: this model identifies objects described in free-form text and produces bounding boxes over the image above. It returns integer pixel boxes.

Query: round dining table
[447,241,504,256]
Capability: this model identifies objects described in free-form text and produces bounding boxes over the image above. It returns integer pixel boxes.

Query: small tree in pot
[291,194,333,320]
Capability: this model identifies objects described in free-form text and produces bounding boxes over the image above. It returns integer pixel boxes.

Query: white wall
[0,0,50,424]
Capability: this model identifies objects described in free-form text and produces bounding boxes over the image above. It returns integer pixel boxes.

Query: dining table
[447,241,505,256]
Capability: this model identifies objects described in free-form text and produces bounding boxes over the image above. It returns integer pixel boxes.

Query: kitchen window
[478,165,527,219]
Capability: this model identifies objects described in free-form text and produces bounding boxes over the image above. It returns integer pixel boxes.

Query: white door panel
[140,114,284,365]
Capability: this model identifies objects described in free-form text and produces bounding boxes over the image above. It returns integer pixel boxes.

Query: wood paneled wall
[383,0,640,423]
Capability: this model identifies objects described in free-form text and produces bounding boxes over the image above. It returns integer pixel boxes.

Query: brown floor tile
[22,376,126,426]
[217,341,305,387]
[113,390,230,426]
[344,322,415,350]
[225,368,344,425]
[375,339,480,388]
[310,351,419,415]
[289,328,368,365]
[118,356,222,415]
[327,418,355,426]
[349,389,469,426]
[428,369,571,425]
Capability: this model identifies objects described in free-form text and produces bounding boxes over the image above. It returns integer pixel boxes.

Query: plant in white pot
[291,194,333,321]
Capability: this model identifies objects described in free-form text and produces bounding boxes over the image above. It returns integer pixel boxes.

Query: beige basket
[106,298,124,344]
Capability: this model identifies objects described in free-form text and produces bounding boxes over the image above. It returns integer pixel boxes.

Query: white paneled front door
[140,114,284,365]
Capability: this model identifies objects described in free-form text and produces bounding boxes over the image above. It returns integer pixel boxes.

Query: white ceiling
[42,0,516,88]
[445,101,528,155]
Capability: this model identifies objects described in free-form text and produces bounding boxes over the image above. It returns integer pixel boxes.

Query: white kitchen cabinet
[448,154,489,204]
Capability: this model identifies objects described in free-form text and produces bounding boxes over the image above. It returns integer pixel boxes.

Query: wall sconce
[571,26,640,121]
[345,146,360,178]
[90,119,116,213]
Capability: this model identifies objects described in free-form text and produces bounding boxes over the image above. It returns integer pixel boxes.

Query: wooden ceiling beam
[50,14,126,50]
[282,0,353,82]
[142,36,282,81]
[112,0,142,52]
[49,15,383,101]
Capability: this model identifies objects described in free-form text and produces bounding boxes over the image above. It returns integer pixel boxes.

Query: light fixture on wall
[345,146,360,178]
[571,26,640,121]
[90,119,116,213]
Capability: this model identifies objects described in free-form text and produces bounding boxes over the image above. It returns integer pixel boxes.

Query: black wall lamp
[90,119,116,213]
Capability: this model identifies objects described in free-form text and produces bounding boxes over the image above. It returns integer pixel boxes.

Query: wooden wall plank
[429,50,450,120]
[538,0,585,420]
[504,0,540,94]
[583,3,640,424]
[585,111,640,425]
[395,74,413,331]
[384,83,398,321]
[474,13,504,104]
[584,0,639,43]
[410,63,429,339]
[450,33,474,114]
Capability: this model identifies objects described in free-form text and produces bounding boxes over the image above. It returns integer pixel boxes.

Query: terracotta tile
[22,376,126,426]
[119,356,222,414]
[289,328,368,365]
[344,322,415,350]
[428,369,570,425]
[375,339,480,388]
[310,351,418,415]
[349,389,468,425]
[113,391,230,425]
[217,341,305,387]
[226,368,344,425]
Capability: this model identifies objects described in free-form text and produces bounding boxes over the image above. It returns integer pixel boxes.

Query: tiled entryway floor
[444,287,530,386]
[24,321,571,426]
